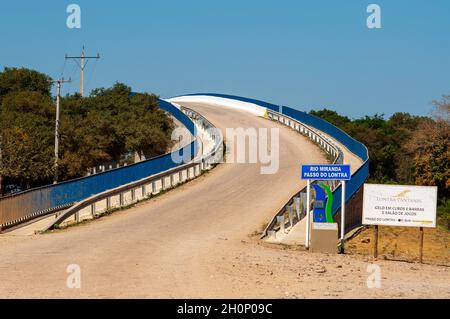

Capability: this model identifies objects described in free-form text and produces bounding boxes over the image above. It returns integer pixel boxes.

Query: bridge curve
[0,94,370,297]
[170,94,369,239]
[0,99,331,297]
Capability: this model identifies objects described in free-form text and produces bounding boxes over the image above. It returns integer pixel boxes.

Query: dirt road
[0,103,448,298]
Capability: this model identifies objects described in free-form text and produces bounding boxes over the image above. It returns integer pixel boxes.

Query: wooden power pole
[53,78,72,184]
[65,46,100,97]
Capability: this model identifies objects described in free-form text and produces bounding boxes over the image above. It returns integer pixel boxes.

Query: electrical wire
[86,58,98,96]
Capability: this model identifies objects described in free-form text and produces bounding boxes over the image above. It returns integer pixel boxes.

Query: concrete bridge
[0,95,368,297]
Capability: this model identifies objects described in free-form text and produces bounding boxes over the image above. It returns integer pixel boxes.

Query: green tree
[0,67,52,101]
[310,109,351,129]
[0,67,175,192]
[57,83,174,179]
[0,91,55,188]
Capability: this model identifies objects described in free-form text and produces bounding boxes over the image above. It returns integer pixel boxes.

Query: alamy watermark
[66,4,81,29]
[367,4,382,29]
[171,127,280,175]
[366,263,382,289]
[66,264,81,289]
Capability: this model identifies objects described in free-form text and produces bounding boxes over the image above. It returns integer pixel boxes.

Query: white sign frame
[362,184,438,228]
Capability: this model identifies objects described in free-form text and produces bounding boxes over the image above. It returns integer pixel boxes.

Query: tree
[0,67,52,101]
[0,91,55,188]
[310,109,351,129]
[0,67,175,192]
[404,119,450,198]
[0,67,53,193]
[57,83,174,180]
[433,95,450,122]
[401,95,450,199]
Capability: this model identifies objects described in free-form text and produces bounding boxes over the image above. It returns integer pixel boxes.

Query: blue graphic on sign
[301,164,351,181]
[312,184,327,223]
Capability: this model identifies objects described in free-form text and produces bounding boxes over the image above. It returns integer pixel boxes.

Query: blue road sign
[301,164,351,181]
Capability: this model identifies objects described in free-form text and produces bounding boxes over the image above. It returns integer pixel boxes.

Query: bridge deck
[0,102,327,297]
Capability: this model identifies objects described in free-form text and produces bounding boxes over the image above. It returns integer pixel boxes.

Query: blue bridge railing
[179,93,369,218]
[0,99,197,229]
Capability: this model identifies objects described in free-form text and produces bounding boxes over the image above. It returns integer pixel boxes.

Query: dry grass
[347,225,450,266]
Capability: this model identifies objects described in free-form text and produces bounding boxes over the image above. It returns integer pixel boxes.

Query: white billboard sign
[362,184,438,228]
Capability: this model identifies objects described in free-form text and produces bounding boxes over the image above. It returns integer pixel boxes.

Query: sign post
[340,180,346,253]
[419,227,424,263]
[374,225,379,259]
[301,164,351,252]
[306,180,311,248]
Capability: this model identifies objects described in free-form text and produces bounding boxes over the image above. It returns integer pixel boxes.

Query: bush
[438,198,450,230]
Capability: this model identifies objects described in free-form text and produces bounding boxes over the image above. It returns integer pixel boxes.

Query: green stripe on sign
[320,182,334,223]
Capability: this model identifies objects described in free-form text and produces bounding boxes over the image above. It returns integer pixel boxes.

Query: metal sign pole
[340,180,346,253]
[419,227,424,264]
[306,179,311,249]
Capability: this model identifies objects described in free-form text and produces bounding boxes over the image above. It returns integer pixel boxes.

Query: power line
[86,57,98,95]
[58,59,67,79]
[65,46,100,97]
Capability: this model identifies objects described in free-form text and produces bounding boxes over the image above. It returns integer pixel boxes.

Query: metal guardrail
[262,110,344,237]
[268,111,344,165]
[0,141,198,232]
[41,106,224,231]
[281,105,370,221]
[169,93,369,239]
[180,106,224,165]
[282,105,368,161]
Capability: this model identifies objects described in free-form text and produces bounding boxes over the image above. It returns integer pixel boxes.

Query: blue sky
[1,0,449,118]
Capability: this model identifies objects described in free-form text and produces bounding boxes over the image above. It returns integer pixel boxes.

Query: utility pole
[53,78,71,184]
[0,144,3,197]
[65,46,100,97]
